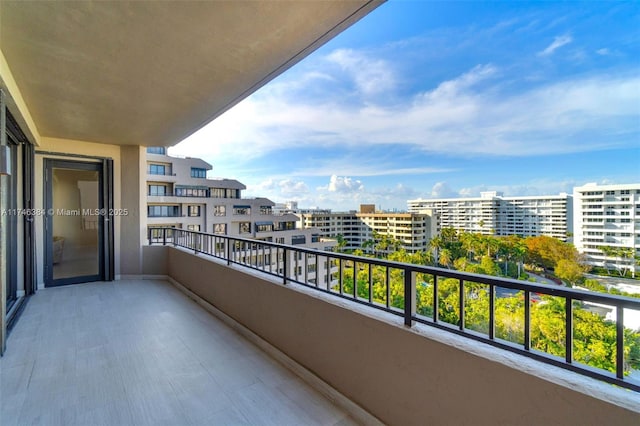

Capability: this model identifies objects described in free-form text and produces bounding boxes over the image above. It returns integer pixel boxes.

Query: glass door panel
[51,167,100,281]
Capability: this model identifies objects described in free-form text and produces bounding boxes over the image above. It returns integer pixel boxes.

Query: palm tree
[429,236,443,265]
[335,234,347,253]
[439,248,453,269]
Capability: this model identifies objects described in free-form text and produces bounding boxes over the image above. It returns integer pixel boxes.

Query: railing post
[283,248,288,285]
[565,297,573,364]
[489,284,495,340]
[616,306,624,379]
[226,238,231,265]
[162,227,166,246]
[432,275,438,322]
[148,228,153,245]
[404,269,415,327]
[459,279,465,331]
[524,290,531,351]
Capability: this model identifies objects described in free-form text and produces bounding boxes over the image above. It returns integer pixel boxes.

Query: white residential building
[146,148,335,286]
[407,191,573,241]
[573,183,640,276]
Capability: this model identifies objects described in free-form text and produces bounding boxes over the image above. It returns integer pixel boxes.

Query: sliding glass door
[44,159,113,286]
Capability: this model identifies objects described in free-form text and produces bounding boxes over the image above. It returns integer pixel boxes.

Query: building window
[276,237,285,244]
[277,221,295,231]
[213,223,227,234]
[256,222,273,233]
[146,147,166,155]
[148,164,167,175]
[191,168,207,178]
[148,205,180,217]
[291,235,306,245]
[148,185,167,196]
[234,206,251,215]
[260,205,272,215]
[214,205,226,216]
[187,205,201,217]
[187,224,200,232]
[175,186,208,197]
[148,226,175,240]
[239,222,251,234]
[210,188,239,198]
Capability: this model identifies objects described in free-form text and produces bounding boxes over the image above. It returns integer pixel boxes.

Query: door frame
[43,158,114,287]
[3,105,36,324]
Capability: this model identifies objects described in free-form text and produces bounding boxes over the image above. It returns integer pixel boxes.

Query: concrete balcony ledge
[143,245,640,425]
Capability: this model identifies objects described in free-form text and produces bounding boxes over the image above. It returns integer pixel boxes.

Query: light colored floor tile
[230,381,321,426]
[169,371,233,424]
[277,377,351,425]
[203,405,252,426]
[1,279,357,426]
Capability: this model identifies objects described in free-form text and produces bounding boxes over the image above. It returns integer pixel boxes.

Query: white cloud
[326,48,395,95]
[290,161,454,178]
[177,61,638,164]
[425,64,497,99]
[596,48,610,56]
[246,178,308,199]
[278,179,309,195]
[430,182,458,198]
[538,34,573,56]
[325,175,364,193]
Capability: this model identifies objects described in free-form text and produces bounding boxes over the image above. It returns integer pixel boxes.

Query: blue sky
[172,1,640,211]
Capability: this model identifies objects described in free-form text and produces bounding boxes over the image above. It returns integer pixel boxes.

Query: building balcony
[72,228,639,424]
[145,172,178,183]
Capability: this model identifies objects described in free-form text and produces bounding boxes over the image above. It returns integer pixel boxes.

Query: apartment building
[297,204,435,254]
[408,191,573,241]
[146,147,331,246]
[573,183,640,276]
[146,148,335,287]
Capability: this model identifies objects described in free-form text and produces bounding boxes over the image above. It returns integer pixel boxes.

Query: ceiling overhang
[0,1,383,146]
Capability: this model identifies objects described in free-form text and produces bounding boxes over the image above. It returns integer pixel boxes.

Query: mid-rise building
[297,205,435,254]
[146,147,326,244]
[407,191,573,241]
[146,148,335,286]
[573,183,640,276]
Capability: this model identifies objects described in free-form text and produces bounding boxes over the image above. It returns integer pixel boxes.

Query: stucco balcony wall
[142,245,640,425]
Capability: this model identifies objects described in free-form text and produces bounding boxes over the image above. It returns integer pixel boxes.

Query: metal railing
[148,227,640,392]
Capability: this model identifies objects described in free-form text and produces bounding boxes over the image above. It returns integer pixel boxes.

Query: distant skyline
[172,1,640,211]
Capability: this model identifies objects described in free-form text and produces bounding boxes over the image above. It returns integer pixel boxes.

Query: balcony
[134,229,640,424]
[2,1,394,423]
[1,279,360,426]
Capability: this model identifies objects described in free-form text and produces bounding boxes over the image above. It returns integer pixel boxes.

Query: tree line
[332,229,640,375]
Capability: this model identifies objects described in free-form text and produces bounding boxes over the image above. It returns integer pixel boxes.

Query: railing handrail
[150,228,640,308]
[147,227,640,392]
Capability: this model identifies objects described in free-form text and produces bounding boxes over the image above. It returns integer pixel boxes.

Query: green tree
[439,248,453,269]
[555,259,588,285]
[525,235,580,271]
[334,234,347,253]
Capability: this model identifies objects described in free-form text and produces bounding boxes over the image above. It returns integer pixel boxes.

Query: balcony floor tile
[1,279,355,426]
